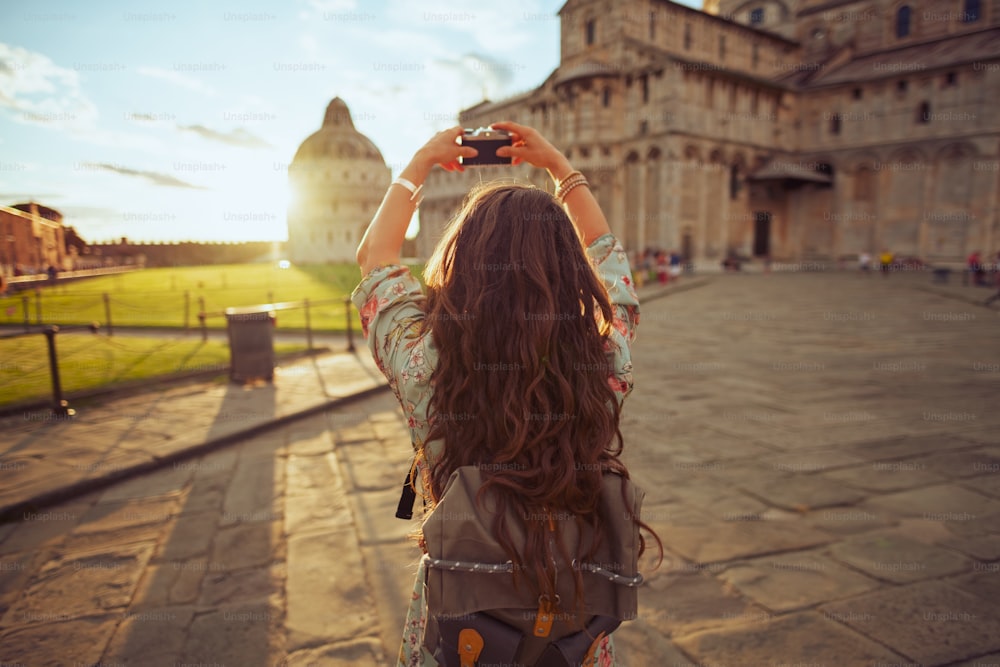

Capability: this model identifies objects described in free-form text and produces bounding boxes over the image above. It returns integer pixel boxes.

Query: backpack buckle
[533,594,559,638]
[458,628,484,667]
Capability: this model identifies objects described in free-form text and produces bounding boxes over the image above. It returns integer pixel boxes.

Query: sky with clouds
[0,0,698,243]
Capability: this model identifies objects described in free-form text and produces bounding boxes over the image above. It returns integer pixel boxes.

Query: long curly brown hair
[421,181,661,615]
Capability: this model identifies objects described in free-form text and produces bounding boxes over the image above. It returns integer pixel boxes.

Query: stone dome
[292,98,385,163]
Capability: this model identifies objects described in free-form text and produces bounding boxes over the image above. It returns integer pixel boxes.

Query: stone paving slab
[636,569,758,636]
[821,459,951,492]
[718,550,882,612]
[654,513,833,564]
[0,349,387,521]
[828,532,975,584]
[953,653,1000,667]
[862,483,1000,521]
[674,611,910,666]
[821,580,1000,665]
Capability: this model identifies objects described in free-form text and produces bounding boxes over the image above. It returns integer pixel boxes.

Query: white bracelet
[393,177,424,205]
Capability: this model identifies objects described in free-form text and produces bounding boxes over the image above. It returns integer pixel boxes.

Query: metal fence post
[103,292,113,337]
[43,325,73,417]
[198,296,207,341]
[304,298,313,352]
[34,288,41,324]
[344,298,355,352]
[22,294,29,332]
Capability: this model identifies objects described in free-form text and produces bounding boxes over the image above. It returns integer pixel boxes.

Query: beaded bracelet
[556,170,583,193]
[556,173,589,204]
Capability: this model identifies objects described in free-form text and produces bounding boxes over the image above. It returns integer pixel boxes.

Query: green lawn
[0,332,306,407]
[0,262,423,332]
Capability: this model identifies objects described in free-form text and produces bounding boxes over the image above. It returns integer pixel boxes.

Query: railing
[1,297,360,416]
[2,289,360,337]
[196,297,356,352]
[0,324,100,417]
[2,291,116,335]
[5,266,135,291]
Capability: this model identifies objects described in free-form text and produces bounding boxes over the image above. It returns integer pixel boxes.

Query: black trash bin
[225,307,276,383]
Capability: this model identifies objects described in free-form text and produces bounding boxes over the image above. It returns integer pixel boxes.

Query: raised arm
[356,127,477,275]
[492,120,611,246]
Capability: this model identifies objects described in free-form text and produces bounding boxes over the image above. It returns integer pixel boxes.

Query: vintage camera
[460,127,512,166]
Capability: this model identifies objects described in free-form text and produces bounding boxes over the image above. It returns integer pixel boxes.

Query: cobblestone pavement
[1,271,999,666]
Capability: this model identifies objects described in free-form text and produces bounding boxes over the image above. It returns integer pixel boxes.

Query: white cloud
[308,0,357,11]
[178,124,272,149]
[433,53,521,104]
[298,0,359,20]
[386,0,554,50]
[299,33,320,56]
[135,66,215,96]
[0,42,98,130]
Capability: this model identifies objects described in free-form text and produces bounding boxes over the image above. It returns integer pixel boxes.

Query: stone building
[418,0,999,266]
[0,203,67,275]
[286,98,391,263]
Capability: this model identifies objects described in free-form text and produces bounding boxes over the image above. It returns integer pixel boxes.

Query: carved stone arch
[683,144,700,160]
[812,155,838,174]
[889,1,916,39]
[625,150,641,164]
[708,148,726,165]
[731,0,792,21]
[934,142,975,202]
[729,153,746,200]
[934,142,976,161]
[647,146,662,161]
[845,152,881,173]
[887,146,927,167]
[852,163,878,203]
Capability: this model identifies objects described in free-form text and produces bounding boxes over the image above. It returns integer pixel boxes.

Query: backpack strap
[395,457,419,520]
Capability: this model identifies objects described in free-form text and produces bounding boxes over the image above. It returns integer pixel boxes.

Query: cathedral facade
[287,98,391,264]
[418,0,999,265]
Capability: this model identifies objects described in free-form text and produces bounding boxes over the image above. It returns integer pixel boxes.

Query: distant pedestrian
[722,249,741,272]
[632,249,646,288]
[985,252,1000,305]
[656,250,669,284]
[642,248,655,284]
[968,251,985,286]
[985,270,1000,306]
[46,265,58,284]
[859,252,872,272]
[879,249,893,277]
[669,250,682,278]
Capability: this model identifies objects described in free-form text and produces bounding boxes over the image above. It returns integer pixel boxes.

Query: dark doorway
[681,228,693,263]
[753,212,771,257]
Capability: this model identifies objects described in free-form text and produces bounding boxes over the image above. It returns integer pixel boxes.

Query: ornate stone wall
[419,0,998,264]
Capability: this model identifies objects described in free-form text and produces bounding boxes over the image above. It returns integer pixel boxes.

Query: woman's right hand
[491,121,573,182]
[413,126,480,176]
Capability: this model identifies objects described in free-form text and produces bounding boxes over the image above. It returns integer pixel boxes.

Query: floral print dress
[350,233,639,667]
